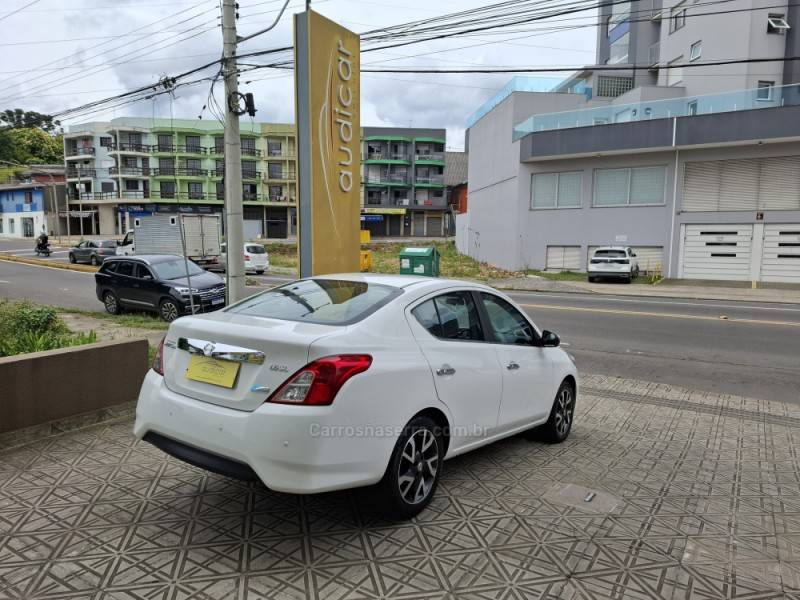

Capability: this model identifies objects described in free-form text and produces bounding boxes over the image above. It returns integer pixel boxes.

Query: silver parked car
[69,240,118,266]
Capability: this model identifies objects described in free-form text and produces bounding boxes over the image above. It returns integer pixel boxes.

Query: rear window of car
[227,279,402,325]
[245,245,266,254]
[594,249,626,258]
[98,240,117,248]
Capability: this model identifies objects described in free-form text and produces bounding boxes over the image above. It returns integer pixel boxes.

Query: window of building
[667,56,684,86]
[159,158,175,175]
[160,181,176,199]
[125,180,139,191]
[185,158,202,175]
[242,183,258,200]
[100,137,112,148]
[594,166,666,206]
[268,162,283,178]
[216,182,224,200]
[185,135,201,152]
[767,14,790,34]
[24,191,32,204]
[687,100,699,115]
[689,40,702,61]
[531,172,582,209]
[187,182,203,199]
[267,140,282,156]
[157,134,173,152]
[0,219,3,234]
[609,0,630,26]
[241,137,256,155]
[670,2,687,32]
[757,81,775,100]
[9,218,15,234]
[123,156,137,168]
[214,136,224,153]
[242,161,257,178]
[609,32,629,64]
[596,75,634,97]
[269,185,282,200]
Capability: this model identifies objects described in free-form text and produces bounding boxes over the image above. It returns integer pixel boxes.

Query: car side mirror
[540,330,560,347]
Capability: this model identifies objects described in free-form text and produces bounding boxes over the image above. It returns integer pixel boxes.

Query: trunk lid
[163,313,340,411]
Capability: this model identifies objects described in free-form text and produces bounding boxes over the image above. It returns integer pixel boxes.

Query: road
[1,257,798,403]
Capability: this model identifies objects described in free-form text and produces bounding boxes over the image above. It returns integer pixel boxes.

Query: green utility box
[399,247,440,277]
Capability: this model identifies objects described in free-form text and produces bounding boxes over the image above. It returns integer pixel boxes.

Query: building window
[757,81,775,101]
[160,181,176,199]
[216,182,224,200]
[185,135,201,153]
[267,140,282,156]
[268,185,282,200]
[125,180,139,191]
[241,137,257,156]
[159,158,175,175]
[242,161,257,178]
[609,0,630,26]
[268,162,283,179]
[24,191,32,204]
[609,32,629,64]
[670,2,687,32]
[767,14,790,34]
[531,172,582,209]
[187,182,203,199]
[689,41,702,61]
[9,219,15,234]
[157,134,173,152]
[596,75,634,97]
[100,137,112,148]
[214,136,224,153]
[667,56,683,86]
[0,219,3,234]
[687,100,698,116]
[242,184,258,200]
[594,166,666,206]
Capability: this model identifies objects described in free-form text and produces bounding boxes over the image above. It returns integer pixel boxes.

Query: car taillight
[152,337,165,375]
[244,254,250,260]
[266,355,372,406]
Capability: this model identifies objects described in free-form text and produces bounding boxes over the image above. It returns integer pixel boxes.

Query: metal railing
[266,169,296,180]
[241,146,261,157]
[109,166,151,176]
[66,190,298,203]
[66,168,97,178]
[415,152,444,161]
[110,142,151,153]
[513,82,800,139]
[65,147,95,157]
[415,175,444,185]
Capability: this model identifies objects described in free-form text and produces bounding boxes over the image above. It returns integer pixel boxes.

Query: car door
[407,290,502,452]
[477,292,555,429]
[113,260,142,308]
[134,263,160,309]
[74,241,89,262]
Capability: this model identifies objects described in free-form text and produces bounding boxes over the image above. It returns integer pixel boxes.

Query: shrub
[0,301,96,357]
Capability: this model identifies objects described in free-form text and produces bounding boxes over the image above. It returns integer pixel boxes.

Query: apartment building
[458,0,800,283]
[361,127,448,237]
[63,119,449,239]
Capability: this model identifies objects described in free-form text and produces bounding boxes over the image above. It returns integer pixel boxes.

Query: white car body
[587,246,640,281]
[219,243,270,274]
[134,275,577,512]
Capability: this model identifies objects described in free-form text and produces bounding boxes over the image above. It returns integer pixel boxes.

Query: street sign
[294,10,361,276]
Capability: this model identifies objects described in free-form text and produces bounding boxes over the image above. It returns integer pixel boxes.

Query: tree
[2,128,63,164]
[0,109,61,134]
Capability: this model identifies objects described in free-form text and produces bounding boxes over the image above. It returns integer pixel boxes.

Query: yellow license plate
[186,355,240,388]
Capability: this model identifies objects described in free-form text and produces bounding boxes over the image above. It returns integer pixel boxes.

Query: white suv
[588,246,639,283]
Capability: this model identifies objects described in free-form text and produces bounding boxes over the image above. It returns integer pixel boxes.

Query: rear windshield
[594,249,626,258]
[227,279,401,325]
[98,240,117,248]
[245,245,266,254]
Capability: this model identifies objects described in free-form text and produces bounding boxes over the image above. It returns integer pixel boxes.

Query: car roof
[307,273,491,292]
[105,254,185,265]
[594,246,629,251]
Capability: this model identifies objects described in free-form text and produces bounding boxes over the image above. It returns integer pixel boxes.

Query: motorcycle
[34,241,51,257]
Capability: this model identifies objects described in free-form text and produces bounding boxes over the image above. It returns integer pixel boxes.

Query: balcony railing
[151,167,209,177]
[66,168,97,178]
[513,82,800,139]
[110,142,151,153]
[415,152,444,161]
[415,175,444,185]
[266,149,295,158]
[152,144,211,154]
[67,190,298,203]
[242,171,262,180]
[109,166,151,176]
[266,169,296,180]
[65,147,95,157]
[365,174,409,185]
[241,146,261,157]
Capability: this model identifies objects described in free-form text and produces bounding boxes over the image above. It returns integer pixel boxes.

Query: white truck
[116,213,222,266]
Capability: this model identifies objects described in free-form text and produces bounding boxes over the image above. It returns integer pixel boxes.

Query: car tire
[531,379,576,444]
[159,299,181,322]
[377,415,444,520]
[68,253,76,264]
[256,269,265,275]
[103,291,121,315]
[91,255,100,266]
[588,276,595,283]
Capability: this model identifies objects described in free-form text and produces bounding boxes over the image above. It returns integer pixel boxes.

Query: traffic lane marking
[518,302,800,328]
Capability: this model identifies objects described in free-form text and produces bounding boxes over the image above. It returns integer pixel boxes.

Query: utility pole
[221,0,246,303]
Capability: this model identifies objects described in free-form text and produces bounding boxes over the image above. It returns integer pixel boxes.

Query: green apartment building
[63,118,448,238]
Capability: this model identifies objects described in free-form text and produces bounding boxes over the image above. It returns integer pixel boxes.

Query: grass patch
[262,240,519,281]
[59,307,169,330]
[0,301,97,357]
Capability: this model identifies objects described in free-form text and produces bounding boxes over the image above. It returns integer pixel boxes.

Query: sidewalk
[493,275,800,304]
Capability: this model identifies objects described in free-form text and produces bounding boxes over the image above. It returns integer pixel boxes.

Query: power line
[0,0,44,22]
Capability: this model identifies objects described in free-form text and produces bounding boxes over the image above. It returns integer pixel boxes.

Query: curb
[0,255,98,273]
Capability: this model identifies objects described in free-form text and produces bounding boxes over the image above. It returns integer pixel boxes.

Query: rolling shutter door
[426,215,443,237]
[546,246,581,271]
[588,246,664,273]
[681,224,753,280]
[683,156,800,212]
[760,224,800,283]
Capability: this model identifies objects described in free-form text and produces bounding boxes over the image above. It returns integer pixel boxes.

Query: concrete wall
[0,339,149,434]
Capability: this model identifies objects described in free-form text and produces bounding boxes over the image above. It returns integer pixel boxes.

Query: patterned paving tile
[2,374,800,598]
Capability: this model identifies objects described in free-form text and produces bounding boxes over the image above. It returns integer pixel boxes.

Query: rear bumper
[587,268,632,278]
[133,371,393,493]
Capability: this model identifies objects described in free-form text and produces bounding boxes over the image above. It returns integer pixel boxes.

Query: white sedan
[135,274,578,518]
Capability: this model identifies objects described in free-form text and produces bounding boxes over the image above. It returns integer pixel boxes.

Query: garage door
[588,246,663,273]
[426,216,443,237]
[546,246,581,271]
[681,224,753,280]
[760,224,800,283]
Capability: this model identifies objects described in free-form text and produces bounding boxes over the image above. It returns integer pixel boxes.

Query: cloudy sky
[0,0,598,150]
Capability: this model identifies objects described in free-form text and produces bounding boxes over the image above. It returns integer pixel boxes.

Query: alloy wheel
[104,293,117,314]
[554,386,574,438]
[161,302,179,322]
[397,429,439,505]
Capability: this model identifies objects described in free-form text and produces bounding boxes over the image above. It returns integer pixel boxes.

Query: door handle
[436,364,456,376]
[506,361,520,370]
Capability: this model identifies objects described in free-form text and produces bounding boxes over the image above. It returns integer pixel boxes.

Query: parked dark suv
[95,255,226,321]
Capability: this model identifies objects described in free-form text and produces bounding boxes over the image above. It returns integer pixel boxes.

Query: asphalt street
[2,256,798,403]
